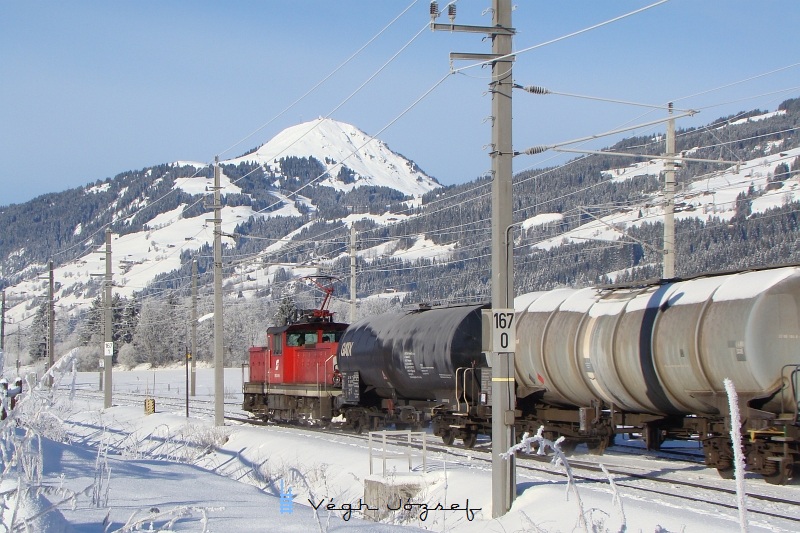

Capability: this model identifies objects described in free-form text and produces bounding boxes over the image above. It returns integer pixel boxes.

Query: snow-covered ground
[2,358,798,532]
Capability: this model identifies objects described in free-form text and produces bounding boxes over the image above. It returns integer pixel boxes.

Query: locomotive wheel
[763,461,795,485]
[463,433,477,449]
[442,431,455,446]
[352,418,364,434]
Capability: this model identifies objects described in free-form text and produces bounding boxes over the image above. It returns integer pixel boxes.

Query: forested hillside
[2,98,799,369]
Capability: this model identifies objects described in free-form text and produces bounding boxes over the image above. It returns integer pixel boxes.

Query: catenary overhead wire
[215,0,421,160]
[123,0,427,225]
[29,21,788,304]
[31,3,800,308]
[261,117,797,279]
[42,113,800,312]
[215,20,462,265]
[220,15,434,205]
[39,0,712,296]
[44,2,421,287]
[450,0,671,75]
[672,63,800,106]
[248,69,453,218]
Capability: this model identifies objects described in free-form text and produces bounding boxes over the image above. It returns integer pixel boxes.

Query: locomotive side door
[268,332,284,383]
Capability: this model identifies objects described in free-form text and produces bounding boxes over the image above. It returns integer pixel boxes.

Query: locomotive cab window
[271,333,283,355]
[287,332,317,347]
[321,331,344,343]
[287,333,301,347]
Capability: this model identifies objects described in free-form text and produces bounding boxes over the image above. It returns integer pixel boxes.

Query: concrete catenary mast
[430,0,516,517]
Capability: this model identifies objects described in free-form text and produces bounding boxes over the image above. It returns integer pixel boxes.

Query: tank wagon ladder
[456,366,482,447]
[455,367,478,412]
[430,367,485,448]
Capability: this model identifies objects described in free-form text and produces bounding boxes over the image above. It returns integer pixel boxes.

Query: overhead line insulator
[430,1,439,19]
[514,84,549,95]
[518,146,549,156]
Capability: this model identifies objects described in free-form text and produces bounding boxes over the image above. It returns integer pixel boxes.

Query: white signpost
[490,308,516,353]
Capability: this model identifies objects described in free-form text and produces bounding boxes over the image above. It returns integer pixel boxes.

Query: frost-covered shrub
[117,342,140,369]
[74,344,103,371]
[0,349,84,531]
[503,427,627,533]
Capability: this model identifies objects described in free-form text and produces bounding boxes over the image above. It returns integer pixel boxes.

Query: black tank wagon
[336,303,488,443]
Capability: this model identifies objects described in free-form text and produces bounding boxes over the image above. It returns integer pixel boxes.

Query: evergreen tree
[28,304,48,360]
[273,296,297,326]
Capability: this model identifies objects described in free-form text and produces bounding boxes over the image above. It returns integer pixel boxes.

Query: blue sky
[1,0,799,206]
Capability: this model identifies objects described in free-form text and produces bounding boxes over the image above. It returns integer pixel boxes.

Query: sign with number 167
[491,309,516,353]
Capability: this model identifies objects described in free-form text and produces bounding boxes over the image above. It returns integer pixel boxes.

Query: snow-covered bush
[117,342,140,369]
[0,349,84,531]
[503,427,627,533]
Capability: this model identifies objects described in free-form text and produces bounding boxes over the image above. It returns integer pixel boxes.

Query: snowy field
[2,355,799,532]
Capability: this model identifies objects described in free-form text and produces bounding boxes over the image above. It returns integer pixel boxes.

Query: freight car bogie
[744,426,799,484]
[762,457,796,485]
[341,403,428,434]
[515,421,615,456]
[431,407,488,448]
[514,401,618,455]
[684,414,800,484]
[392,404,426,430]
[342,407,380,434]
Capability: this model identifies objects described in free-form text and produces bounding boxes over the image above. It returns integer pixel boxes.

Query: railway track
[64,387,800,528]
[65,387,247,418]
[224,414,800,527]
[610,441,706,463]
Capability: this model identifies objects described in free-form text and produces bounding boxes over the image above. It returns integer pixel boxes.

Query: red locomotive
[242,276,348,424]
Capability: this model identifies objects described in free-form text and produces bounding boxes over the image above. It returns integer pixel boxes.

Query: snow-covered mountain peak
[224,118,441,197]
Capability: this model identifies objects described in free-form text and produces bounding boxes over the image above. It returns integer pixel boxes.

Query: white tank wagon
[514,266,800,484]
